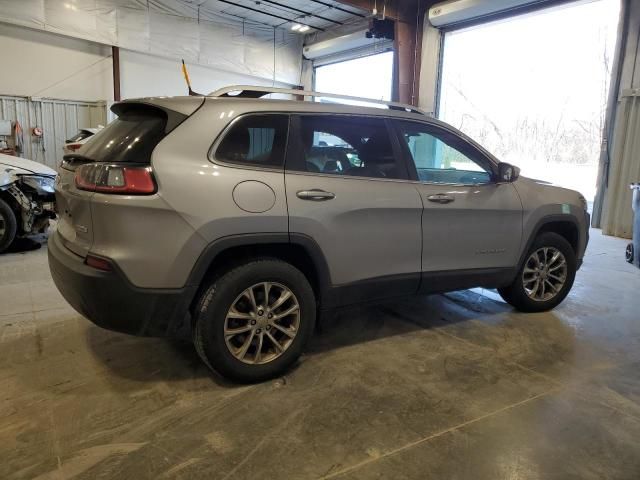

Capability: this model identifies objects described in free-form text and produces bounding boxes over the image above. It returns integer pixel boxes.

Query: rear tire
[498,232,576,312]
[193,259,316,383]
[0,198,17,253]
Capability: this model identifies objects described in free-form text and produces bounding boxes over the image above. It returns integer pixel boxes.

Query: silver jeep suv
[48,86,589,382]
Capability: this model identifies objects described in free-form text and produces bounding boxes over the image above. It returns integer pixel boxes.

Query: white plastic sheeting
[0,95,106,169]
[119,49,292,98]
[0,0,303,85]
[0,22,114,102]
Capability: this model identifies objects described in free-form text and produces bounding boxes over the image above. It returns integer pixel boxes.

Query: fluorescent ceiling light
[291,24,302,31]
[299,25,310,32]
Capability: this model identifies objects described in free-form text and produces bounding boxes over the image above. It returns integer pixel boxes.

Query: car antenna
[181,60,203,96]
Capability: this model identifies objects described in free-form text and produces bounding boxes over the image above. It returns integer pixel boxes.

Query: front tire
[193,259,316,383]
[0,198,17,253]
[498,232,577,312]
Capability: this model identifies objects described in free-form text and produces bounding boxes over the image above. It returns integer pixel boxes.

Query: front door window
[397,121,493,185]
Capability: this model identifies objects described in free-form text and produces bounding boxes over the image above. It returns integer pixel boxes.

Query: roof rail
[207,85,429,116]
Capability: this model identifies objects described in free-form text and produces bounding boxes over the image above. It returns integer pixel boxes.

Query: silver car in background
[48,86,589,382]
[63,126,103,155]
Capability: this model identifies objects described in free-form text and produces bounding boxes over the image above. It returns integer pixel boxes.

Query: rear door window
[288,115,407,180]
[215,115,289,168]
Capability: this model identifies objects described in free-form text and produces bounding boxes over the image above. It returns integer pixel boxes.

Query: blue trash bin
[627,183,640,268]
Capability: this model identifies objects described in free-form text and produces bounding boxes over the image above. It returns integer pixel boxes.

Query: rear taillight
[66,143,82,151]
[75,163,156,195]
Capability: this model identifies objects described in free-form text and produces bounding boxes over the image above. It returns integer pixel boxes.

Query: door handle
[296,189,336,201]
[427,193,455,204]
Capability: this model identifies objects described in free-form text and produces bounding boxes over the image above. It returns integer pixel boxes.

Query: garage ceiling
[139,0,368,32]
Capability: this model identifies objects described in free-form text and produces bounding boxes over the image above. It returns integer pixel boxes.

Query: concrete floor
[1,230,639,480]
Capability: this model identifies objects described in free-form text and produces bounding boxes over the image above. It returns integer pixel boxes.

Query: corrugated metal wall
[600,90,640,238]
[596,0,640,238]
[0,96,107,170]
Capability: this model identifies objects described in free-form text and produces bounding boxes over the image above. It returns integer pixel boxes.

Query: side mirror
[498,162,520,182]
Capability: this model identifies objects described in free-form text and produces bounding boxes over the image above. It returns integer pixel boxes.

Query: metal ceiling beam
[215,0,326,31]
[208,9,281,30]
[260,0,343,25]
[307,0,366,18]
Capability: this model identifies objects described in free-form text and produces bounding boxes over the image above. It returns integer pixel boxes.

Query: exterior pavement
[1,229,639,479]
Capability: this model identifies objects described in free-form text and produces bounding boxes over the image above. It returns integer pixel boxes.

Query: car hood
[521,175,553,186]
[0,153,57,176]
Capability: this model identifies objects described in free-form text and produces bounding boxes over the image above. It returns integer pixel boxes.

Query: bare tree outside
[438,0,620,200]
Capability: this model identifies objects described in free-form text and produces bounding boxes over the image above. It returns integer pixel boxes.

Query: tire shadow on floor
[4,236,44,253]
[84,289,513,387]
[309,289,512,355]
[84,326,242,388]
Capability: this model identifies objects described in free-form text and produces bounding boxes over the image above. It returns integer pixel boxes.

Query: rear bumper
[47,230,194,338]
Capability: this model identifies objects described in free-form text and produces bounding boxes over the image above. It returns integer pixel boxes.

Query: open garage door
[315,51,394,103]
[306,29,394,103]
[436,0,620,203]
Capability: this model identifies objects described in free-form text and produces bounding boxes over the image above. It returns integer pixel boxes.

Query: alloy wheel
[522,247,568,302]
[224,282,300,365]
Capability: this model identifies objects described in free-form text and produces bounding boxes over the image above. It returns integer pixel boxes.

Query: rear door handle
[427,194,455,204]
[296,189,335,201]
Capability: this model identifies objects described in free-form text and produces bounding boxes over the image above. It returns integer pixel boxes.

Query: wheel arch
[185,233,331,315]
[519,215,580,267]
[0,190,20,234]
[0,189,20,215]
[537,221,579,253]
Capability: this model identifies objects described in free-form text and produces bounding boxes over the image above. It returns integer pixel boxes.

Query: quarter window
[216,115,288,168]
[292,115,405,180]
[397,121,493,184]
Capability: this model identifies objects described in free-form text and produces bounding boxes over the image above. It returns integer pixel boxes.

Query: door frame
[387,117,522,293]
[283,112,424,307]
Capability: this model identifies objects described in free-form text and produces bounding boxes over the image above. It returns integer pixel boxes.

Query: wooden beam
[336,1,431,106]
[393,13,425,105]
[334,0,422,23]
[112,46,121,102]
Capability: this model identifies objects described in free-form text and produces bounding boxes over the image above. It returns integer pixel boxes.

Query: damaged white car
[0,153,56,253]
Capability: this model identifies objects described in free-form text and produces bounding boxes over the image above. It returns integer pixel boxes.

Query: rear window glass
[290,115,405,180]
[215,115,289,168]
[66,131,92,143]
[76,105,179,164]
